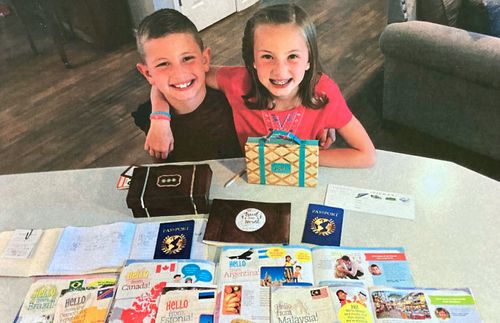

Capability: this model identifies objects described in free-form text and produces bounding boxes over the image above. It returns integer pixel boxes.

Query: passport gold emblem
[311,217,335,236]
[161,234,186,255]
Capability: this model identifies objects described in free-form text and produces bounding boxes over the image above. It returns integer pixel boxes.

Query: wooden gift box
[126,164,212,217]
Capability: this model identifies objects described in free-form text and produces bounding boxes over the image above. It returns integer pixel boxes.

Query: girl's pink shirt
[216,66,353,148]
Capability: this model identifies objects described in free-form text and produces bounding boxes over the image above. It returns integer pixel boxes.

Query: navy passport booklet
[302,204,344,246]
[154,220,194,259]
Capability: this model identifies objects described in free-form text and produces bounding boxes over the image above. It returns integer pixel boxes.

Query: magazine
[0,219,207,277]
[270,286,481,322]
[370,287,482,322]
[328,284,376,322]
[108,259,216,323]
[271,286,337,323]
[52,285,116,323]
[15,273,118,323]
[156,287,217,323]
[215,245,413,323]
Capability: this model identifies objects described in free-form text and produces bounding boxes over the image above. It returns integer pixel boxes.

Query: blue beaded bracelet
[150,111,172,118]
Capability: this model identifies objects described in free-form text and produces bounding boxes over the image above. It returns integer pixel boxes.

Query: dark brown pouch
[125,164,212,217]
[203,199,291,245]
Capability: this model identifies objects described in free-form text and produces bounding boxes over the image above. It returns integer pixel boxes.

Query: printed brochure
[15,273,118,323]
[370,287,482,322]
[108,259,216,323]
[156,287,217,323]
[270,286,481,322]
[215,245,413,323]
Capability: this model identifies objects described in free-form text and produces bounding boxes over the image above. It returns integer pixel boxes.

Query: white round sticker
[235,208,266,232]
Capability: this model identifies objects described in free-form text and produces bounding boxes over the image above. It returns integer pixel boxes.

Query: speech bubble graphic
[180,264,213,283]
[182,264,200,278]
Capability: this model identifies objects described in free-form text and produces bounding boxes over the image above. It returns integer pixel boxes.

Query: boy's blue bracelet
[150,111,171,118]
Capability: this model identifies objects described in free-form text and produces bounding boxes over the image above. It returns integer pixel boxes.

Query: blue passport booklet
[154,220,194,259]
[302,204,344,246]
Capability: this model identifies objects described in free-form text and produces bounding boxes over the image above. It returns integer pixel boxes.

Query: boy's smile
[253,23,310,110]
[171,80,194,89]
[137,33,210,114]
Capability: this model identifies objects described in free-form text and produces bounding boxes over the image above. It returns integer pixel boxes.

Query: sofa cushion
[417,0,462,26]
[458,0,491,34]
[483,0,500,37]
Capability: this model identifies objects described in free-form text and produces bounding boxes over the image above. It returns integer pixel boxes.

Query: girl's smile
[269,78,293,87]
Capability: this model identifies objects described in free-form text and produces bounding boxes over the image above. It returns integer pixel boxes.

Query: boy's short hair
[136,9,204,60]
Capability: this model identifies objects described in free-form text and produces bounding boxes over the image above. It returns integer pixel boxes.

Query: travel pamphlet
[13,246,482,322]
[156,287,217,323]
[370,287,481,322]
[271,286,337,323]
[215,245,413,322]
[52,285,116,323]
[269,285,482,322]
[108,259,216,323]
[15,273,118,323]
[328,284,376,322]
[271,284,377,323]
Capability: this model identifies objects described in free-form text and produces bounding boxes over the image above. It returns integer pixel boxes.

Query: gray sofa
[380,0,500,160]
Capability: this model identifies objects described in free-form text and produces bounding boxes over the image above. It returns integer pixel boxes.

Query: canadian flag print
[155,263,176,273]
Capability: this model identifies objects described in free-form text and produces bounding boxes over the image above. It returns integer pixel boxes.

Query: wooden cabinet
[67,0,133,49]
[128,0,245,31]
[176,0,236,30]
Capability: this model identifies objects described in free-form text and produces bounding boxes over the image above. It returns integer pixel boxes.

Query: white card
[2,229,43,259]
[324,184,415,220]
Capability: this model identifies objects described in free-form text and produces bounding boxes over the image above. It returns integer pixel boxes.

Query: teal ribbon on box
[256,130,312,187]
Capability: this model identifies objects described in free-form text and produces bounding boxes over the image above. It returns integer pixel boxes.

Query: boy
[133,9,242,162]
[369,263,382,276]
[293,265,302,283]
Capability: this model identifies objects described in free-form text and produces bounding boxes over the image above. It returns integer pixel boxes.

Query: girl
[150,4,376,167]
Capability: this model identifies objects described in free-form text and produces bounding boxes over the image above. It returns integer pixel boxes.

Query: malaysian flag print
[310,287,329,300]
